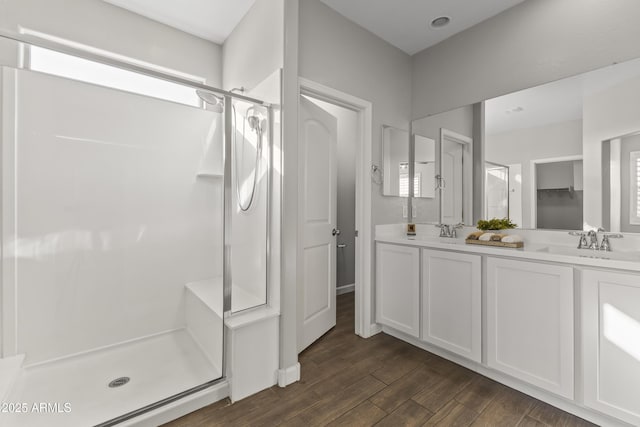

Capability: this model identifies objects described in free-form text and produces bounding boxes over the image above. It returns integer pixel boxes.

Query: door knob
[332,228,341,236]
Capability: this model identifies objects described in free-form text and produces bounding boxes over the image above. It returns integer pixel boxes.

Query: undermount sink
[535,245,640,262]
[413,236,463,245]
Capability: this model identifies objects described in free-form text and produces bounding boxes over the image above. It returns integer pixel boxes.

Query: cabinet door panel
[487,258,574,399]
[583,269,640,426]
[422,250,481,362]
[375,243,420,337]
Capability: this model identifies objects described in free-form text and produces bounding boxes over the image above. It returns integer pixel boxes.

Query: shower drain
[108,377,130,388]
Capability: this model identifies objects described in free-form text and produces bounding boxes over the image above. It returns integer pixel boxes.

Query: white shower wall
[2,68,224,365]
[230,99,269,312]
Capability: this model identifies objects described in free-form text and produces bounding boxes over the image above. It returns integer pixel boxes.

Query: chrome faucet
[436,223,464,238]
[570,228,622,251]
[577,233,588,249]
[587,230,600,250]
[600,233,623,251]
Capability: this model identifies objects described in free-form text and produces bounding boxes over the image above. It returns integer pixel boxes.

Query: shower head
[245,106,265,132]
[247,115,261,132]
[196,89,224,113]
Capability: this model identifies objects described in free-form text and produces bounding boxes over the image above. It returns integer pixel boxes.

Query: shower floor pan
[2,329,221,427]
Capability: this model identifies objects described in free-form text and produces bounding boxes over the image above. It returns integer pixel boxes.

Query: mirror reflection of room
[411,105,475,225]
[382,126,410,197]
[413,134,436,199]
[483,56,640,231]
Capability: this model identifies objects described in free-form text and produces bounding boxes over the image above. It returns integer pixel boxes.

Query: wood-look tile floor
[163,293,597,427]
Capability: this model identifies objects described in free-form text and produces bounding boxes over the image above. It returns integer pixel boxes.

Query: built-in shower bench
[185,277,266,315]
[184,279,279,402]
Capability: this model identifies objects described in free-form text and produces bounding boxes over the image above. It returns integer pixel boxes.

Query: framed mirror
[381,125,410,197]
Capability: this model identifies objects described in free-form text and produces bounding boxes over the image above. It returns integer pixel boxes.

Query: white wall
[222,0,284,92]
[0,0,222,85]
[221,0,287,382]
[583,74,640,229]
[299,0,413,226]
[412,106,474,223]
[486,119,583,228]
[282,0,411,375]
[280,0,299,377]
[412,0,640,119]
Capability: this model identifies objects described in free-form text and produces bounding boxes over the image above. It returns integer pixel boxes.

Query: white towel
[502,235,523,243]
[479,233,494,241]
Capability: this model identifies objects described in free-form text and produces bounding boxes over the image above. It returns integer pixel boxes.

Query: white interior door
[441,139,464,223]
[298,96,337,352]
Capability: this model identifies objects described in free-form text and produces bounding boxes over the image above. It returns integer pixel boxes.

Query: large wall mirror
[485,56,640,231]
[409,55,640,232]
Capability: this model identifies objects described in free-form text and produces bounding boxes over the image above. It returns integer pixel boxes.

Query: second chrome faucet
[570,229,623,251]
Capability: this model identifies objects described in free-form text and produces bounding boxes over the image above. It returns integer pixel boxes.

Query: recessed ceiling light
[430,16,451,28]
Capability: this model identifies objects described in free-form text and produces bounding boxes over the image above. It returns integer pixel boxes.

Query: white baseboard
[336,283,355,295]
[277,363,300,387]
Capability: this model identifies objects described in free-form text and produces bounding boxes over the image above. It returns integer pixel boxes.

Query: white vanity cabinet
[487,258,574,399]
[375,243,420,337]
[582,269,640,426]
[421,250,481,362]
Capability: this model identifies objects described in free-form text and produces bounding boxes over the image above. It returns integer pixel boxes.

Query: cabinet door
[583,269,640,425]
[375,243,420,337]
[487,258,574,399]
[422,250,481,362]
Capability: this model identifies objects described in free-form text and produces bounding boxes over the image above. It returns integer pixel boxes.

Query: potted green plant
[476,218,517,231]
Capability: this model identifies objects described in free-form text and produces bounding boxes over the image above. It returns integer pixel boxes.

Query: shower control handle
[332,228,341,236]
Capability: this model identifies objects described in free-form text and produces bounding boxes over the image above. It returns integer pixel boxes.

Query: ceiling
[103,0,524,54]
[320,0,525,55]
[103,0,256,44]
[485,57,640,135]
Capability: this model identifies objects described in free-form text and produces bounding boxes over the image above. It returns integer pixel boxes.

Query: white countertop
[376,224,640,273]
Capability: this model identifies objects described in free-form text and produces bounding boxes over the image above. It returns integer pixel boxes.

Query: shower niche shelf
[196,172,223,179]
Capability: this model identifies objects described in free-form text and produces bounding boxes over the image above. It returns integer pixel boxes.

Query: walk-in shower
[0,34,271,426]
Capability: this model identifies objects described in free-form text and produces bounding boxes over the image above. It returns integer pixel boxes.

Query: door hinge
[355,230,359,237]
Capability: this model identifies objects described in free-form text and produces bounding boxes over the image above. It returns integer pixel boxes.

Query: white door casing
[298,96,337,352]
[508,163,523,227]
[441,141,463,224]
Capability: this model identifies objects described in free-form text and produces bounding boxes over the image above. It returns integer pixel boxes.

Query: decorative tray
[465,239,524,249]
